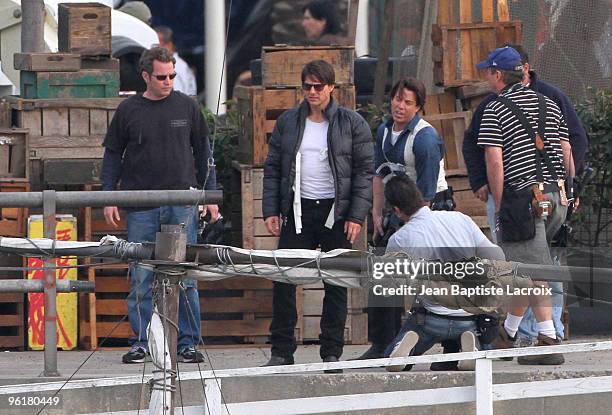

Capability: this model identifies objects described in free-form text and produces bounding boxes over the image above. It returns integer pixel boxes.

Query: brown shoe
[491,327,516,350]
[517,334,565,365]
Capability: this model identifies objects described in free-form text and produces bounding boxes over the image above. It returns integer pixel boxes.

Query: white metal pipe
[205,0,227,115]
[355,0,369,57]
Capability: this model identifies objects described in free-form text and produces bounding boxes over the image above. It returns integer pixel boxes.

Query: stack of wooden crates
[0,128,29,348]
[16,3,119,100]
[231,45,367,344]
[425,0,523,232]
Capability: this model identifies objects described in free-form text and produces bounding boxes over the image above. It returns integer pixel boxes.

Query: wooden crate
[81,57,120,71]
[432,21,523,87]
[235,84,356,166]
[58,2,112,57]
[0,182,29,237]
[231,162,278,250]
[300,282,367,345]
[0,253,25,350]
[424,111,472,176]
[453,81,492,110]
[8,97,123,190]
[261,45,354,87]
[14,53,81,72]
[0,128,29,181]
[20,70,119,99]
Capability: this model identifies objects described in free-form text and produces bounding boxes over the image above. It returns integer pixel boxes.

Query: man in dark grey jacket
[262,60,374,370]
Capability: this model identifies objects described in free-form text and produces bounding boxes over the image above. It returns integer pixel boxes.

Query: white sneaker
[457,331,478,371]
[386,331,419,372]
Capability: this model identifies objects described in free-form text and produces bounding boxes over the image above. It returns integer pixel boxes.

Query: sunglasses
[152,73,177,81]
[302,82,326,92]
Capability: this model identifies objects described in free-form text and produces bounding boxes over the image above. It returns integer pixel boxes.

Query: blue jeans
[487,193,565,339]
[126,205,201,351]
[384,312,478,357]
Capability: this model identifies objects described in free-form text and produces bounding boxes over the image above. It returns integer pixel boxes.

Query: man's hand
[202,204,221,222]
[265,216,281,236]
[344,220,362,244]
[573,197,580,213]
[372,212,384,237]
[104,206,120,228]
[474,185,489,202]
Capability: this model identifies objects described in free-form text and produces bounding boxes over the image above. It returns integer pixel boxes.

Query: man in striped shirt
[477,47,574,365]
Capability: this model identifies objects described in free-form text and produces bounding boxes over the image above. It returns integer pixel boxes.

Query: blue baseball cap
[476,47,523,71]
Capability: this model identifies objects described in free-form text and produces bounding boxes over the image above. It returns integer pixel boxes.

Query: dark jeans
[270,198,351,359]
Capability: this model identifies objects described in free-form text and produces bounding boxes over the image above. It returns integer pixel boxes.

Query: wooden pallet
[446,175,488,230]
[261,45,354,88]
[432,21,523,87]
[424,111,472,176]
[0,128,29,182]
[0,253,25,350]
[234,84,356,166]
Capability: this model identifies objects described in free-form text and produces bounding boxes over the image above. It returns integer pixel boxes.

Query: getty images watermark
[370,257,553,297]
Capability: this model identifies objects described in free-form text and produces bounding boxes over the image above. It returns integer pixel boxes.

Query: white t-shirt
[390,129,402,146]
[173,53,197,96]
[299,118,335,199]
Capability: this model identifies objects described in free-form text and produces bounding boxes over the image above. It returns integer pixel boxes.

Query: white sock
[536,320,557,339]
[504,313,523,338]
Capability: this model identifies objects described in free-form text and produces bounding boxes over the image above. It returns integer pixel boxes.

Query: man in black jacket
[262,60,374,370]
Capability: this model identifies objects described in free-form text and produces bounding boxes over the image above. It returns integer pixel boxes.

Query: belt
[540,182,560,193]
[415,307,477,321]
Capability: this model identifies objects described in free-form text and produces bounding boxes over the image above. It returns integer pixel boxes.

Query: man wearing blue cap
[476,46,574,365]
[462,44,588,349]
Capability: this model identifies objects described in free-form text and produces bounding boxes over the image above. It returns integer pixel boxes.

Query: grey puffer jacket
[263,98,374,225]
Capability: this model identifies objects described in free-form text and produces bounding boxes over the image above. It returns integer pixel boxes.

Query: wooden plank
[302,289,325,316]
[200,296,273,314]
[28,146,104,160]
[69,108,90,136]
[241,166,254,249]
[95,299,127,315]
[17,110,42,136]
[201,319,271,337]
[92,322,132,338]
[253,219,269,237]
[454,82,491,99]
[89,109,108,135]
[81,58,120,71]
[253,236,279,250]
[29,134,103,148]
[42,108,69,136]
[200,277,273,291]
[497,0,510,21]
[0,314,22,326]
[460,0,474,81]
[261,46,354,87]
[95,277,130,292]
[7,96,124,110]
[482,0,494,22]
[437,0,452,24]
[14,53,81,72]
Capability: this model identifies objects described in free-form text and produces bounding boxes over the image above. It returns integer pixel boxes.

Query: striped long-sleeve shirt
[477,83,569,191]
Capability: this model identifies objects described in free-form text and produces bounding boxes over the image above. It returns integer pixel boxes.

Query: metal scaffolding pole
[0,279,94,293]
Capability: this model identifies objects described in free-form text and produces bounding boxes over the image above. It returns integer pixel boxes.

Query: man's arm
[346,114,374,225]
[485,146,504,211]
[262,112,285,222]
[372,176,385,236]
[549,86,589,171]
[462,95,495,192]
[191,103,217,190]
[413,129,442,201]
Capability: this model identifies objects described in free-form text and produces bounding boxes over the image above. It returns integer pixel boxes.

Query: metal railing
[0,189,222,377]
[1,341,611,415]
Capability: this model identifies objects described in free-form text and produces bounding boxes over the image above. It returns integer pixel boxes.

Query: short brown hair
[385,175,424,217]
[139,47,175,75]
[301,60,335,85]
[389,77,427,109]
[489,68,524,86]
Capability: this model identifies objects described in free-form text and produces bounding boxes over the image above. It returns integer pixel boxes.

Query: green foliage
[357,102,390,137]
[201,100,239,190]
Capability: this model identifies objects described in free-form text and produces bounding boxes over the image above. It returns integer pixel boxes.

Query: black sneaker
[122,345,147,364]
[178,346,205,363]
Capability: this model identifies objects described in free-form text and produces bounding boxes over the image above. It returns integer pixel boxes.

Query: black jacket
[462,71,589,192]
[263,98,374,224]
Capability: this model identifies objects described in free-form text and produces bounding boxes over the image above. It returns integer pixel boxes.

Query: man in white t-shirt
[155,26,197,96]
[381,175,506,371]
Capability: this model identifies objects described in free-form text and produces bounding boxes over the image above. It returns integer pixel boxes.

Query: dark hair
[301,59,335,85]
[389,77,427,109]
[504,43,529,64]
[139,47,176,74]
[154,25,174,44]
[384,175,424,218]
[489,68,524,86]
[303,1,341,35]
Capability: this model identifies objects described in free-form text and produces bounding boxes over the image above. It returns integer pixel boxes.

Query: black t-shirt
[103,91,216,191]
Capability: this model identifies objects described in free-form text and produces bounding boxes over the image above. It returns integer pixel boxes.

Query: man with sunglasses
[262,60,374,370]
[101,47,218,364]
